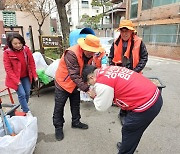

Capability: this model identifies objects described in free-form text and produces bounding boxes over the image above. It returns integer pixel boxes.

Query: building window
[143,24,179,45]
[142,0,152,10]
[153,0,180,7]
[81,0,89,8]
[142,0,180,10]
[2,11,16,26]
[130,0,138,19]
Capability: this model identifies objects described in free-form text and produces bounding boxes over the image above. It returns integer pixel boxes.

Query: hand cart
[0,87,25,117]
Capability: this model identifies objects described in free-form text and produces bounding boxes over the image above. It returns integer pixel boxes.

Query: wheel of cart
[0,87,25,117]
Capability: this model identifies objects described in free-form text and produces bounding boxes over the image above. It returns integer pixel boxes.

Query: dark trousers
[118,94,163,154]
[53,86,81,128]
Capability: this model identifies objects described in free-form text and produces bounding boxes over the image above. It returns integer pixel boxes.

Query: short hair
[82,65,97,82]
[7,33,25,50]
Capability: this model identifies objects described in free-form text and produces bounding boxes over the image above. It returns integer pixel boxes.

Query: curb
[149,55,180,63]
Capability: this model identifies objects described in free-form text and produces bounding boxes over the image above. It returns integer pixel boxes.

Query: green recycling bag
[36,70,50,85]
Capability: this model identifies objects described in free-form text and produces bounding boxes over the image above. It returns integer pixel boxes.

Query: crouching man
[83,65,163,154]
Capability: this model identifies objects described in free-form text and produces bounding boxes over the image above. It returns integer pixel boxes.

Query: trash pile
[33,52,60,84]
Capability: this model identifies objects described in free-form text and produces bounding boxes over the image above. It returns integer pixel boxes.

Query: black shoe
[72,122,88,129]
[55,127,64,141]
[117,142,122,151]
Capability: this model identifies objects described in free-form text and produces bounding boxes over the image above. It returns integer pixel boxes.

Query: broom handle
[0,99,8,135]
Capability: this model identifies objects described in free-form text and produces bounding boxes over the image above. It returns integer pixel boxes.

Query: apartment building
[110,0,180,59]
[66,0,112,30]
[125,0,180,60]
[0,2,51,50]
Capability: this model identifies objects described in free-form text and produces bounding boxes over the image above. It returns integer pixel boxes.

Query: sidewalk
[0,48,7,96]
[0,49,180,153]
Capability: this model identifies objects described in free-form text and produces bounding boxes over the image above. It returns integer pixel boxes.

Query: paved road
[0,48,6,91]
[0,51,180,154]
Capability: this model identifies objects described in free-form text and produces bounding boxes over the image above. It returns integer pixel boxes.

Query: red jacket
[3,46,37,90]
[96,66,160,112]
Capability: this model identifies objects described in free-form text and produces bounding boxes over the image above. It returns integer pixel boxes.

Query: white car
[99,37,114,56]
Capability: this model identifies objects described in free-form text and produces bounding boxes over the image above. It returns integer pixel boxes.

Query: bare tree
[5,0,70,49]
[55,0,70,49]
[5,0,56,36]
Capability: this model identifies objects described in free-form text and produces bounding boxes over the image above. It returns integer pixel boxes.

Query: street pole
[77,0,80,25]
[29,26,35,53]
[111,5,114,38]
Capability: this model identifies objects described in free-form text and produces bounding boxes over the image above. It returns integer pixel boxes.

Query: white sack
[0,116,38,154]
[45,59,60,78]
[33,52,48,70]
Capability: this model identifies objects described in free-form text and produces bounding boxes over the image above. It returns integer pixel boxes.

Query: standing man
[82,65,163,154]
[109,20,148,124]
[53,34,104,141]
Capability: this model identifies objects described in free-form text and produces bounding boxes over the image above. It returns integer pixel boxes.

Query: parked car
[99,37,114,56]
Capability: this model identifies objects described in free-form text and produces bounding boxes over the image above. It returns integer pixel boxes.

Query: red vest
[96,66,160,112]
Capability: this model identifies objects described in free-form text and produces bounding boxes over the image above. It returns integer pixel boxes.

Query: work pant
[118,94,163,154]
[16,77,31,113]
[53,86,81,128]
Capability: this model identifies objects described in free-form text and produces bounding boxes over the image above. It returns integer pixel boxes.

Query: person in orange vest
[53,34,104,141]
[109,20,148,125]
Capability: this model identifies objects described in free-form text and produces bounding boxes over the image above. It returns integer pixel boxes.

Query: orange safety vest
[89,51,106,68]
[55,44,103,93]
[113,35,142,69]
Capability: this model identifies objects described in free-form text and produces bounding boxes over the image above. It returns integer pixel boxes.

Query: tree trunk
[101,0,104,29]
[38,25,42,36]
[55,0,70,50]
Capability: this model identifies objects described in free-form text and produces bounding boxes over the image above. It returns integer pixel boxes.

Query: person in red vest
[53,34,104,141]
[3,33,38,116]
[82,65,163,154]
[109,20,148,125]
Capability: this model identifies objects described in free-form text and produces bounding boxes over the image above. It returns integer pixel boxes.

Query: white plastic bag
[45,59,60,78]
[33,52,48,70]
[80,91,93,102]
[0,116,38,154]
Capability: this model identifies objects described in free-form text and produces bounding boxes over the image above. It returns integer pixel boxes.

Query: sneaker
[26,111,33,117]
[72,122,88,129]
[55,127,64,141]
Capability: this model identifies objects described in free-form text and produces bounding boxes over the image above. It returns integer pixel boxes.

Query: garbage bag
[0,116,38,154]
[45,59,60,78]
[33,52,48,70]
[37,69,50,84]
[80,91,93,102]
